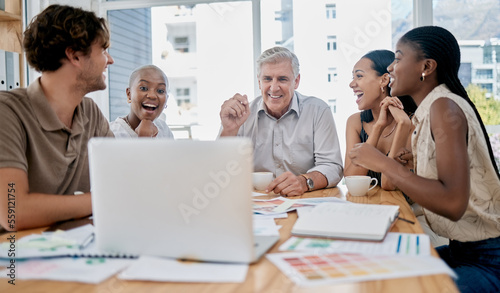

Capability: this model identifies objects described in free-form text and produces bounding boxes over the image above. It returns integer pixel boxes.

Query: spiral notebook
[0,224,137,259]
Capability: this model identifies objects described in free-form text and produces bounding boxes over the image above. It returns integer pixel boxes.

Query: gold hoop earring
[381,87,385,93]
[420,73,425,82]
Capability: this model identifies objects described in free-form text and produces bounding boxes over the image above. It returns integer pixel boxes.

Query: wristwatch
[300,174,314,191]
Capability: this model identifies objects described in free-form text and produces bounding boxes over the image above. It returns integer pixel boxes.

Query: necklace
[382,123,397,138]
[123,116,133,128]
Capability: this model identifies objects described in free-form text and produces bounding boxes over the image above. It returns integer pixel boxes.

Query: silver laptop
[88,137,278,263]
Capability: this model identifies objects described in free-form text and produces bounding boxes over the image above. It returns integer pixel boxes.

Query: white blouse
[110,117,174,139]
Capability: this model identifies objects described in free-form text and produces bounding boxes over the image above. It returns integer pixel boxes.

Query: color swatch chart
[266,252,455,286]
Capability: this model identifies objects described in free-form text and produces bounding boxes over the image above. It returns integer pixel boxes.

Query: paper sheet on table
[267,251,456,287]
[0,257,133,284]
[118,256,248,283]
[253,213,288,219]
[280,233,431,256]
[295,197,348,205]
[42,223,94,240]
[252,197,295,215]
[252,191,268,197]
[253,217,281,236]
[295,198,349,218]
[253,196,347,215]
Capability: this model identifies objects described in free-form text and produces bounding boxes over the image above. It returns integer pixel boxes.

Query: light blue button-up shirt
[237,91,343,187]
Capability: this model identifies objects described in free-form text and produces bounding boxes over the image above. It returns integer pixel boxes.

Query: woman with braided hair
[349,26,500,292]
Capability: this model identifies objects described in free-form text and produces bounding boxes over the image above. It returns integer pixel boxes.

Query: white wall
[195,3,255,139]
[335,0,392,160]
[291,0,392,161]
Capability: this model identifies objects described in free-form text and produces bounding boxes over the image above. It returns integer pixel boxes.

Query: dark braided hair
[400,26,500,178]
[361,49,417,122]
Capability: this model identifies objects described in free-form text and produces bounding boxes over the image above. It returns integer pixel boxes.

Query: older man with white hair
[220,46,343,196]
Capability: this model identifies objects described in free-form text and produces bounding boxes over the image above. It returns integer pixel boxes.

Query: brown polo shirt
[0,78,114,195]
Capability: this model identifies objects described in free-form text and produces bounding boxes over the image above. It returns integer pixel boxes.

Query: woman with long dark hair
[345,49,417,190]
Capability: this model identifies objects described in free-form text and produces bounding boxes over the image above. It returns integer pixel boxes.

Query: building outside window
[176,88,191,107]
[434,0,500,100]
[327,35,337,51]
[479,83,494,94]
[173,37,190,53]
[476,69,494,80]
[328,98,337,113]
[326,3,336,19]
[327,68,337,83]
[102,0,500,143]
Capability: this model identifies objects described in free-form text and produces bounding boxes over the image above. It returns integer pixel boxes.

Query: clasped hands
[375,96,408,129]
[349,96,413,171]
[135,119,158,137]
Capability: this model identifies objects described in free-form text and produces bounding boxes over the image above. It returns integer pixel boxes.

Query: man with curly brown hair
[0,5,114,231]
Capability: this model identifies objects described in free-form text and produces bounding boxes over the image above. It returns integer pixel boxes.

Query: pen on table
[397,216,415,225]
[79,233,94,250]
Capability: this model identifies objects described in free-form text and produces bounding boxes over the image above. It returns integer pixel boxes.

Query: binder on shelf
[12,51,20,89]
[5,51,20,90]
[0,50,6,90]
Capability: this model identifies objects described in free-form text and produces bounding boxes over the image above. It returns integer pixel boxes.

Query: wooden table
[0,187,458,293]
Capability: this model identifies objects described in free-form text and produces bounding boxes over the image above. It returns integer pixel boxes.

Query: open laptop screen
[88,137,256,263]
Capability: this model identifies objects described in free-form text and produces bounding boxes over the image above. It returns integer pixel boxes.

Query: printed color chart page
[267,252,456,287]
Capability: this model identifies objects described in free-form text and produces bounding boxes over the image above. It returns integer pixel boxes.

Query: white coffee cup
[252,172,274,191]
[345,175,378,197]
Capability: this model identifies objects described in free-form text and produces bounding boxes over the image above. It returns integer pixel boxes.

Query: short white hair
[256,46,300,78]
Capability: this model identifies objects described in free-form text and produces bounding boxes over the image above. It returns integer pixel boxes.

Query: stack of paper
[252,196,347,215]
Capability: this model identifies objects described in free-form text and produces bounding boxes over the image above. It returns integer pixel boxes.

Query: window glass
[391,0,412,47]
[326,4,336,19]
[107,8,152,122]
[107,2,254,139]
[106,0,413,142]
[434,0,500,166]
[434,0,500,103]
[260,0,412,154]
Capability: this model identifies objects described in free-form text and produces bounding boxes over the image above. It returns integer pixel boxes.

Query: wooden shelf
[0,0,23,53]
[0,19,22,53]
[0,0,24,87]
[0,10,22,22]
